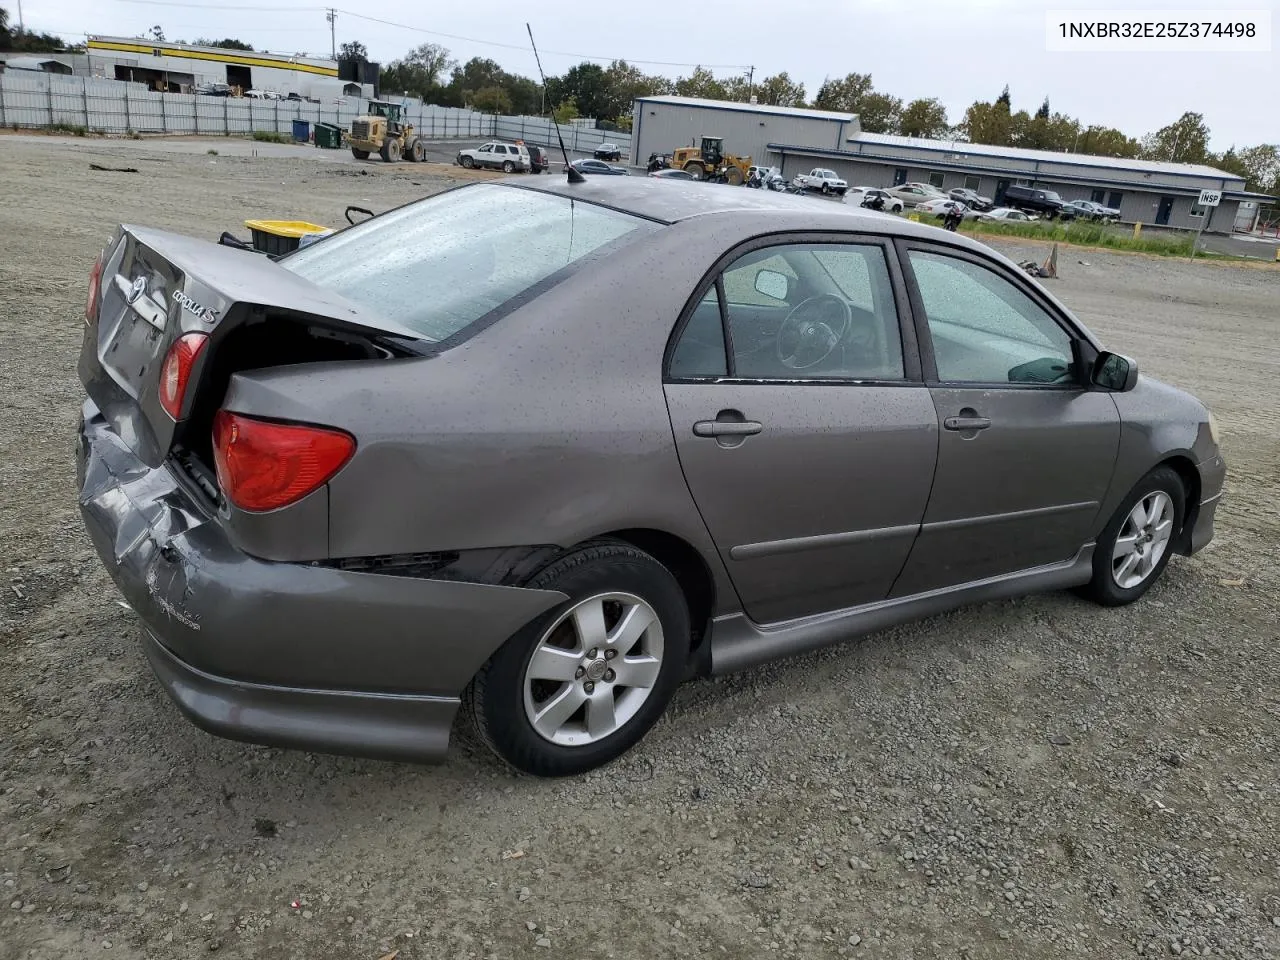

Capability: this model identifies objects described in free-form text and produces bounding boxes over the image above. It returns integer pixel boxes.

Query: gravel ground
[2,137,1279,960]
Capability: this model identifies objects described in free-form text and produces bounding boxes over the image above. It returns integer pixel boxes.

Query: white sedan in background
[846,187,905,212]
[916,198,980,219]
[979,207,1040,222]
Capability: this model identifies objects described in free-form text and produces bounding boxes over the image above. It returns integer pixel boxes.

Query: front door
[891,244,1120,596]
[1156,196,1174,225]
[995,179,1011,204]
[893,167,909,186]
[664,238,937,624]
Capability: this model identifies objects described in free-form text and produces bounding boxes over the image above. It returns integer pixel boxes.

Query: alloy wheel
[1112,491,1174,589]
[522,592,664,747]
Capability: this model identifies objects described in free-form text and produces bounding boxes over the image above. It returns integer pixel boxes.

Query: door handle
[943,415,991,431]
[693,420,763,438]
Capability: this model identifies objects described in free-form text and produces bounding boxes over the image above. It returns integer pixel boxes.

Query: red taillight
[212,411,355,512]
[158,333,209,420]
[85,258,103,323]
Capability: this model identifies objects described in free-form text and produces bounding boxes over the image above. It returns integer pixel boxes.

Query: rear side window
[284,184,656,343]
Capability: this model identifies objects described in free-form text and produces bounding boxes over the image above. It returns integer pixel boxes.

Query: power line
[112,0,753,70]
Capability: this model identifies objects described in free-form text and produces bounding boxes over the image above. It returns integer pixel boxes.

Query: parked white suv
[456,142,531,173]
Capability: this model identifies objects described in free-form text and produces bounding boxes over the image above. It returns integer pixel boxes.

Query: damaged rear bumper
[76,399,567,763]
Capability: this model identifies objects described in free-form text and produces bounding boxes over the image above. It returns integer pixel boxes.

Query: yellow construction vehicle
[672,136,752,185]
[348,100,425,163]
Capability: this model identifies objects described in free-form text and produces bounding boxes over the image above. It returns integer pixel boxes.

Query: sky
[14,0,1279,150]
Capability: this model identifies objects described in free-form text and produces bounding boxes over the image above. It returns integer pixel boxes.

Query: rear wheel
[350,148,369,160]
[1078,466,1185,607]
[468,542,690,777]
[683,161,706,180]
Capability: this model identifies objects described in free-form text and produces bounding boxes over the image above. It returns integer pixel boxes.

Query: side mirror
[1092,351,1139,392]
[754,269,790,302]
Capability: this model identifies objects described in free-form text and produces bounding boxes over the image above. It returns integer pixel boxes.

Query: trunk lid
[79,225,423,467]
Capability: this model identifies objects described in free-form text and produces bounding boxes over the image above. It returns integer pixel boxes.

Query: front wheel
[351,148,369,160]
[460,155,475,168]
[1077,466,1186,607]
[467,541,690,777]
[502,160,515,173]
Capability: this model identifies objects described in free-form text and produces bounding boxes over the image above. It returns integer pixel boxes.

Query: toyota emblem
[127,276,147,304]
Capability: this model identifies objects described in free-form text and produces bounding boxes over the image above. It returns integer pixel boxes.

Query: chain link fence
[0,73,633,158]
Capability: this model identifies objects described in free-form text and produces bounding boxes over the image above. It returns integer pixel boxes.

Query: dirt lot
[1,137,1278,960]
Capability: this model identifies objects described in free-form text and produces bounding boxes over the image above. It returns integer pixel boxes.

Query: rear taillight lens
[85,258,103,323]
[212,411,355,512]
[158,333,209,420]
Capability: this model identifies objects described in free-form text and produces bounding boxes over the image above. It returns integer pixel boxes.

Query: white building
[85,36,362,101]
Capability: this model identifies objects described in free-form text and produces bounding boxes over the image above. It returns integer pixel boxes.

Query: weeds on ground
[915,214,1196,256]
[207,149,218,155]
[50,123,88,137]
[251,130,291,144]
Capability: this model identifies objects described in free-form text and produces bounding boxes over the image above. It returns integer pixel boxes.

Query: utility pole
[17,0,24,31]
[326,8,337,59]
[747,65,755,101]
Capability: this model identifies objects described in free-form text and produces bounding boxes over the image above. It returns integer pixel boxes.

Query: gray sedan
[77,178,1225,776]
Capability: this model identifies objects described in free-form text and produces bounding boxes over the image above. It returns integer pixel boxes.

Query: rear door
[890,241,1120,596]
[663,235,938,624]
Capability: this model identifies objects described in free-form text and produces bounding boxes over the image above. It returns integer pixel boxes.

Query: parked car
[456,141,532,173]
[793,168,849,195]
[916,198,980,219]
[883,182,948,208]
[979,207,1039,222]
[77,179,1225,777]
[649,168,696,180]
[949,187,994,211]
[748,164,783,182]
[1063,199,1120,221]
[570,158,629,176]
[847,187,905,213]
[524,144,552,174]
[1000,184,1076,220]
[594,142,623,162]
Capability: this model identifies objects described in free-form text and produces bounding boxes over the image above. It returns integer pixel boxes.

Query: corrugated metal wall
[633,102,844,168]
[0,73,633,154]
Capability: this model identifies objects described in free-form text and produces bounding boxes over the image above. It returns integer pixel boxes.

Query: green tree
[1216,143,1280,193]
[470,85,512,114]
[960,99,1014,146]
[857,92,902,133]
[380,42,456,102]
[812,72,874,112]
[551,100,579,124]
[148,25,165,42]
[673,66,727,100]
[996,84,1011,107]
[193,37,255,51]
[601,60,671,118]
[1074,125,1141,158]
[898,98,949,139]
[338,40,367,61]
[1035,97,1050,120]
[754,71,806,107]
[547,62,612,118]
[1141,111,1211,164]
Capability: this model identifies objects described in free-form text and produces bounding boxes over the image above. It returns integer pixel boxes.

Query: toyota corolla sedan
[77,178,1225,777]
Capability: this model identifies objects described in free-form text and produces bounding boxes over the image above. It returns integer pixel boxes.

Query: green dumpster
[314,122,342,150]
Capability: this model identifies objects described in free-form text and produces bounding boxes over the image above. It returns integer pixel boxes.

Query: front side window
[907,250,1076,386]
[284,184,655,343]
[669,243,905,381]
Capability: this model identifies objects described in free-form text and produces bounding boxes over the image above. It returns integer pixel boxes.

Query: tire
[381,138,401,163]
[724,166,743,186]
[821,183,831,195]
[467,541,691,777]
[502,160,515,173]
[408,139,425,163]
[351,148,369,160]
[683,161,705,180]
[461,155,474,169]
[1077,465,1186,607]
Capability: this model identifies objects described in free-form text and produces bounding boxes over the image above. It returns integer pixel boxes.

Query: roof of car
[503,177,981,245]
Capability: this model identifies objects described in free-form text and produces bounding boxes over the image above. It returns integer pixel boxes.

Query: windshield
[284,184,655,342]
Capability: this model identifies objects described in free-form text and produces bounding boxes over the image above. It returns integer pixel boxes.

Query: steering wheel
[775,295,852,370]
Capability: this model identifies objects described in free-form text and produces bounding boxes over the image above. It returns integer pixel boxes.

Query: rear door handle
[693,420,763,438]
[943,416,991,431]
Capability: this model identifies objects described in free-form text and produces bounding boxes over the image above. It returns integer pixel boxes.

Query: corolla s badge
[172,290,218,323]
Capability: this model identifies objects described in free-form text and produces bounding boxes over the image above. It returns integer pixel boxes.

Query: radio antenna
[527,23,585,184]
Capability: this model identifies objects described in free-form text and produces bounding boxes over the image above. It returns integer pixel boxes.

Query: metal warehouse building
[632,95,1274,233]
[85,37,364,101]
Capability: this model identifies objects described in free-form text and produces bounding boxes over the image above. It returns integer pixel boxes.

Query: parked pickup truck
[793,168,848,195]
[1000,184,1076,220]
